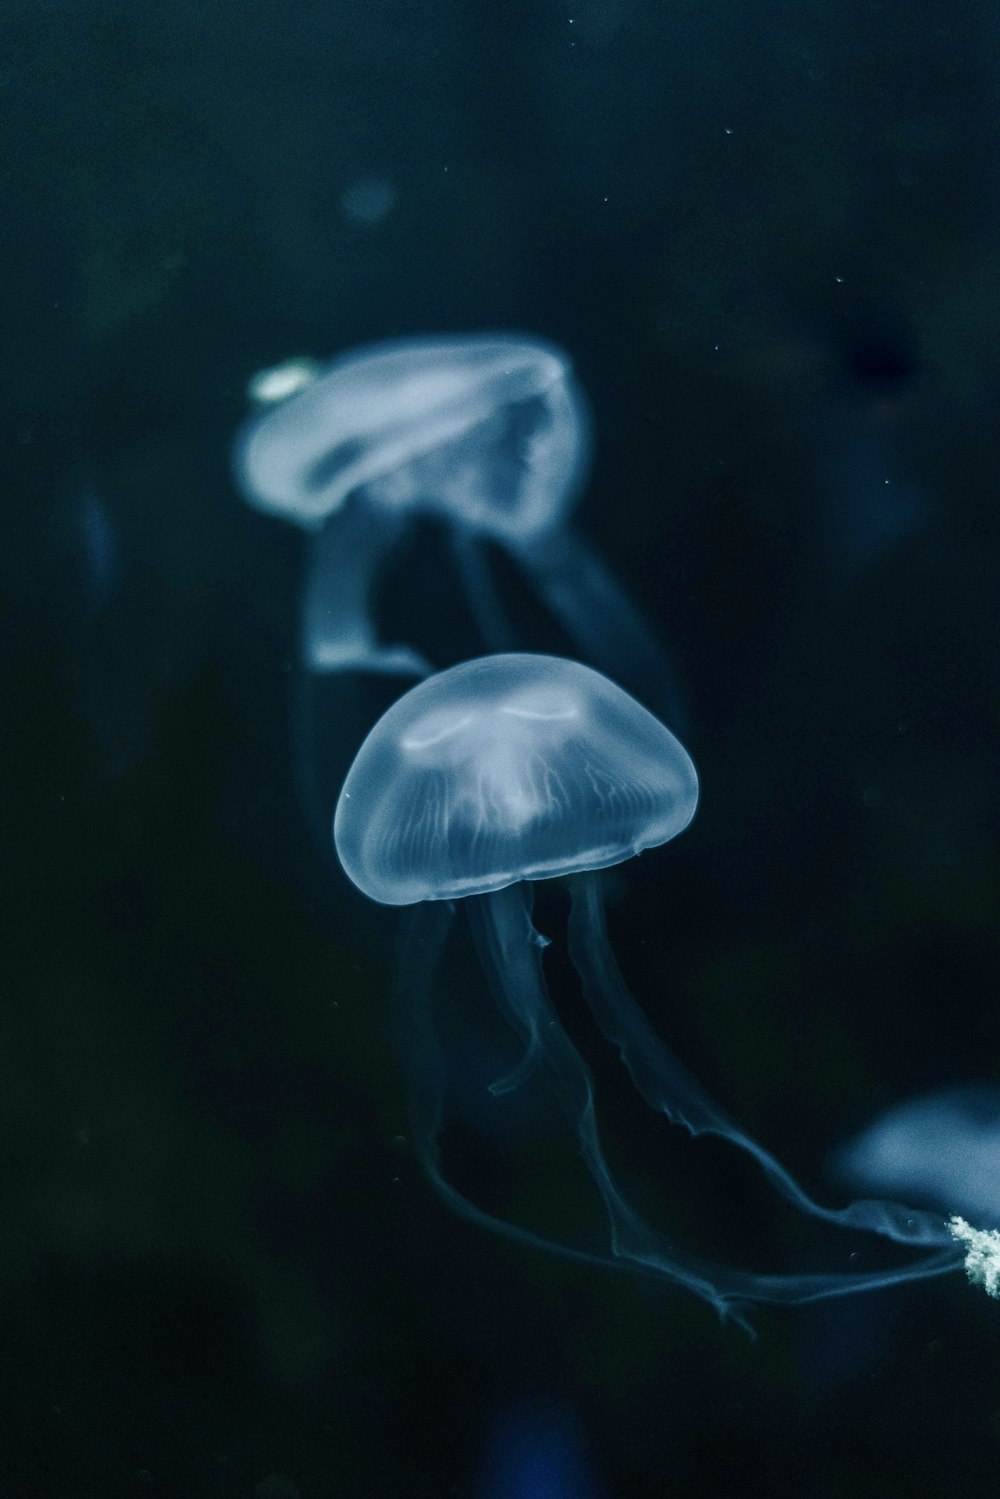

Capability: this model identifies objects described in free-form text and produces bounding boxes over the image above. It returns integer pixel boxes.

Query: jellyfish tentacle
[393,901,675,1284]
[566,869,959,1252]
[303,499,432,678]
[487,1047,544,1098]
[468,883,961,1317]
[450,530,519,654]
[514,524,688,730]
[466,882,739,1319]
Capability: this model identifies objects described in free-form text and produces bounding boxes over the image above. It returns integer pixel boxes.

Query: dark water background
[5,1,1000,1494]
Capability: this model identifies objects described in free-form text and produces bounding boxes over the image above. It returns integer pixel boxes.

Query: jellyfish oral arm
[303,500,432,678]
[513,525,689,728]
[449,531,519,655]
[464,881,735,1316]
[565,869,960,1253]
[394,897,673,1281]
[460,882,960,1321]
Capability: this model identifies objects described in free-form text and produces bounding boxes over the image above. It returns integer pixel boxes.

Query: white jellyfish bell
[234,335,684,724]
[334,653,961,1326]
[334,651,694,904]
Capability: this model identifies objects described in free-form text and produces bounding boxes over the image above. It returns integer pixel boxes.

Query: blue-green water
[4,1,1000,1493]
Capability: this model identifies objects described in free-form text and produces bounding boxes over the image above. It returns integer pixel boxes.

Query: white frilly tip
[948,1215,1000,1299]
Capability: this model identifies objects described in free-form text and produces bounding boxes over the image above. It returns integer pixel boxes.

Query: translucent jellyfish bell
[334,652,695,905]
[335,654,960,1326]
[236,335,587,541]
[234,336,588,678]
[235,335,683,725]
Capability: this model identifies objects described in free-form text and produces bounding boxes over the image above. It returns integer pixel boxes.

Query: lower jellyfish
[333,652,962,1326]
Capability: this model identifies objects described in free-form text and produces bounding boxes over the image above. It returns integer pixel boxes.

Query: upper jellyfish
[234,334,590,542]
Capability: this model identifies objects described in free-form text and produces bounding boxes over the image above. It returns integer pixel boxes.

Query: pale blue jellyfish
[234,336,683,721]
[833,1086,1000,1302]
[334,653,961,1325]
[832,1085,1000,1229]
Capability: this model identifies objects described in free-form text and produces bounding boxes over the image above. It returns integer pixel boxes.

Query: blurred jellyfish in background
[233,333,686,725]
[75,480,120,617]
[832,1087,1000,1303]
[830,1085,1000,1229]
[49,476,174,784]
[474,1397,603,1499]
[236,344,436,678]
[796,1081,1000,1400]
[334,652,963,1328]
[339,173,397,228]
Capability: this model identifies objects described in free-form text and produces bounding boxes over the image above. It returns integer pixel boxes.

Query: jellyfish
[234,335,684,723]
[831,1085,1000,1230]
[234,349,433,678]
[830,1086,1000,1301]
[333,652,961,1325]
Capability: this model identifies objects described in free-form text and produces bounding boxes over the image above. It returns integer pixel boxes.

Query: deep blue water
[5,1,1000,1494]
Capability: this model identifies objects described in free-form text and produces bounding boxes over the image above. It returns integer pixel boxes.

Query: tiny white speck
[724,127,733,136]
[835,275,844,284]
